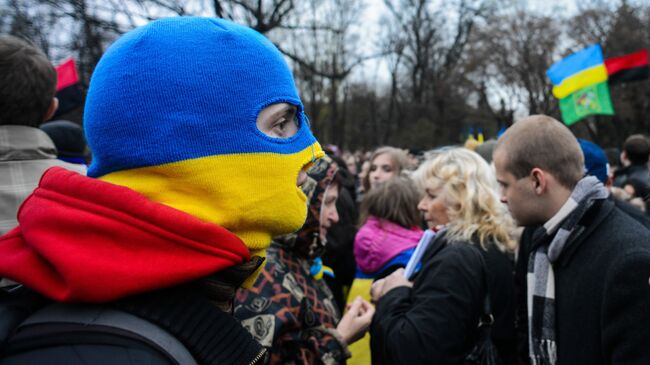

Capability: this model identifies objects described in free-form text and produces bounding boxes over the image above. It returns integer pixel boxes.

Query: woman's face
[417,186,450,230]
[369,153,397,189]
[320,182,340,240]
[345,156,358,175]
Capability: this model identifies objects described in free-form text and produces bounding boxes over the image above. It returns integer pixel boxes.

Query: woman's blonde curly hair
[413,147,516,252]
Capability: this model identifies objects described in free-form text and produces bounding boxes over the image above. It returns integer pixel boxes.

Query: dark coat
[515,199,650,365]
[324,185,359,310]
[612,196,650,230]
[370,232,517,365]
[613,164,650,188]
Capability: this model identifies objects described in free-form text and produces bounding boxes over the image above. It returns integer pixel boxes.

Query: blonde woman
[370,148,517,365]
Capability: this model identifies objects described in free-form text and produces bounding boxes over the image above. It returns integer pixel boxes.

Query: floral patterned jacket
[235,242,350,365]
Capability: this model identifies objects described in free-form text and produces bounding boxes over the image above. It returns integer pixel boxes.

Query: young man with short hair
[493,115,650,365]
[614,134,650,188]
[0,35,86,236]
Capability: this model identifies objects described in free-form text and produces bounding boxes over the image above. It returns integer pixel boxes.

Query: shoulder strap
[113,286,266,365]
[4,286,266,365]
[11,303,197,365]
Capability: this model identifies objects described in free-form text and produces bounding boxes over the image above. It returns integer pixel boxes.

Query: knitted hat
[578,139,609,184]
[83,17,324,286]
[40,120,86,160]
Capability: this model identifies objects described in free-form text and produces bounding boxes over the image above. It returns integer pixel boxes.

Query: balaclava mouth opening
[276,156,338,259]
[83,16,324,287]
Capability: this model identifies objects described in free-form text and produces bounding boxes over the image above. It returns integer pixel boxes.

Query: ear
[43,97,59,122]
[530,167,547,195]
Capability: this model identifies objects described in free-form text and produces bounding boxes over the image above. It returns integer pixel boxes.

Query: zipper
[249,348,267,365]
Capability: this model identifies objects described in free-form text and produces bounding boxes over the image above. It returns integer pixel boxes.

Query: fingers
[357,300,375,321]
[370,279,385,302]
[347,295,363,313]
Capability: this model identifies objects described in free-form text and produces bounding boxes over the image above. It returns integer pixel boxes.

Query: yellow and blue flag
[547,44,608,99]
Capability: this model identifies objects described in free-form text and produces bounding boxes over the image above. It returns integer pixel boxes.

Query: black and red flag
[605,49,649,85]
[52,58,83,118]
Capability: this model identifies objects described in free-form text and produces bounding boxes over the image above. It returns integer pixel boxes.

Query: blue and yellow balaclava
[83,17,324,286]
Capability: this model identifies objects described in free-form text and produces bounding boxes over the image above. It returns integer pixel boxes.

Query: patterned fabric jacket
[0,126,86,235]
[235,242,350,365]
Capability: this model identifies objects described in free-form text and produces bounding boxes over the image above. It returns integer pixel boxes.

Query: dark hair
[623,134,650,166]
[359,176,421,229]
[0,35,57,127]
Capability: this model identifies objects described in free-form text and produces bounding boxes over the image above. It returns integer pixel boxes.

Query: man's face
[494,149,540,226]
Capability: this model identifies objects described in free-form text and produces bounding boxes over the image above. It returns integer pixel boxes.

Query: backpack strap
[10,303,197,365]
[2,285,265,365]
[113,285,266,365]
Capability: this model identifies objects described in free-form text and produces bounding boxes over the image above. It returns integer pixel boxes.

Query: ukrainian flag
[547,44,608,99]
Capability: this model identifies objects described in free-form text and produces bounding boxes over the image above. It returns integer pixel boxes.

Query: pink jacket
[354,216,423,274]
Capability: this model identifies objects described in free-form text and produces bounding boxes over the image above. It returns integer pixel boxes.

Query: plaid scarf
[527,176,608,365]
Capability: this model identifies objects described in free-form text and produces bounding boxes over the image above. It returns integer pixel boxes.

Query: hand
[336,296,375,345]
[370,268,412,303]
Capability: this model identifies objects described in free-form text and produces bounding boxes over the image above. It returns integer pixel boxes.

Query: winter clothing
[0,167,250,303]
[0,167,266,364]
[0,16,322,365]
[578,139,609,184]
[614,164,650,188]
[235,157,349,365]
[235,243,348,365]
[526,176,608,364]
[40,120,86,161]
[0,126,85,236]
[612,196,650,229]
[0,285,266,365]
[354,216,422,274]
[84,17,324,279]
[346,217,421,365]
[515,199,650,365]
[371,232,517,365]
[323,168,358,312]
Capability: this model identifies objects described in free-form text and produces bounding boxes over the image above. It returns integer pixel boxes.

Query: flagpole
[584,116,599,143]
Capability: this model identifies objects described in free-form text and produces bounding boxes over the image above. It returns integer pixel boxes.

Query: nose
[330,206,340,224]
[500,194,507,204]
[417,197,427,211]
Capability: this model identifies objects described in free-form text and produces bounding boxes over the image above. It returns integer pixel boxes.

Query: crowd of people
[0,15,649,365]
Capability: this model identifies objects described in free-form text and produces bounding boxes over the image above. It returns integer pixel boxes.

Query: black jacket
[370,232,516,365]
[612,196,650,230]
[613,164,650,188]
[0,286,265,365]
[324,185,359,310]
[515,199,650,365]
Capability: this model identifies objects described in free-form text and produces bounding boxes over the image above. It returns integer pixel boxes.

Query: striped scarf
[527,176,608,365]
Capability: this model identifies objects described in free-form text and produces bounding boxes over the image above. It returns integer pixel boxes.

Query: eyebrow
[270,105,297,119]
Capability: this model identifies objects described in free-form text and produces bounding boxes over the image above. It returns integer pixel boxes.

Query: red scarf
[0,167,250,302]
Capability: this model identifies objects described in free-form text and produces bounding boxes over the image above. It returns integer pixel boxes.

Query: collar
[543,197,578,234]
[554,199,614,267]
[0,125,58,161]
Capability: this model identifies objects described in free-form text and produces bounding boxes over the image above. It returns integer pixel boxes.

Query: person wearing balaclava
[0,16,323,365]
[235,156,374,365]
